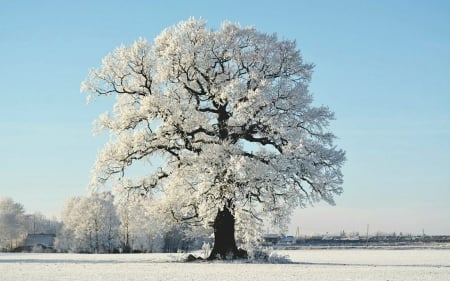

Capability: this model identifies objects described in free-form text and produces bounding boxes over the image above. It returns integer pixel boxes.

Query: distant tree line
[0,197,61,251]
[265,232,450,248]
[3,195,448,253]
[0,195,204,253]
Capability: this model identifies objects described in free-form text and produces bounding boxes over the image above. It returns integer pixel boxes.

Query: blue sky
[1,0,449,235]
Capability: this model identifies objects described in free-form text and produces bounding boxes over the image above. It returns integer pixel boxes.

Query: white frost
[81,18,346,244]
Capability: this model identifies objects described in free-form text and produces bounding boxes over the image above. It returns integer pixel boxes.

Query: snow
[1,249,449,281]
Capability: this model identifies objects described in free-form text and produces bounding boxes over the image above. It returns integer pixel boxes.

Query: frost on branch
[82,18,345,257]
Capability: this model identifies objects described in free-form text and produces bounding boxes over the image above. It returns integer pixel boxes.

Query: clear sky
[1,0,449,235]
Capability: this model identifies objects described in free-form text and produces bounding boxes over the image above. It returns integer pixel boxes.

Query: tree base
[207,247,248,260]
[207,206,245,260]
[186,248,247,262]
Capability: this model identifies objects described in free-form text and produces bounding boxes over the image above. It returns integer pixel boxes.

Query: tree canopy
[60,193,119,253]
[0,197,26,251]
[82,18,345,255]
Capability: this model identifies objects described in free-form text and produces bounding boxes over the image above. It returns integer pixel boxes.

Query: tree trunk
[208,207,246,260]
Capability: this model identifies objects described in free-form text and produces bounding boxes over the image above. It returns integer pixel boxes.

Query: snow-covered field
[1,249,449,281]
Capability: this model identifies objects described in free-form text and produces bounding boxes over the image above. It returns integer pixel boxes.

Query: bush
[249,248,292,263]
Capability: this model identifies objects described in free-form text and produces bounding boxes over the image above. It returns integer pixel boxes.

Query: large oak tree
[82,19,345,259]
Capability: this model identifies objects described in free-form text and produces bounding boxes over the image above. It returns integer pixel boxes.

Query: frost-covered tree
[59,193,119,253]
[24,212,61,235]
[0,197,26,251]
[114,189,165,252]
[82,19,345,259]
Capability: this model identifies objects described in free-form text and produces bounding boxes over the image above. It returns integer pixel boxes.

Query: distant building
[22,234,56,252]
[279,235,295,245]
[262,234,281,245]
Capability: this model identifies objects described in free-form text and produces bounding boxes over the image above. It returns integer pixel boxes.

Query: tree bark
[207,207,246,260]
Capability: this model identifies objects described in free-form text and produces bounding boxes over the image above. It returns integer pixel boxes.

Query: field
[1,248,449,281]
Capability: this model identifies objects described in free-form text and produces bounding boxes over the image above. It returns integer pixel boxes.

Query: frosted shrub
[243,246,292,263]
[267,252,292,264]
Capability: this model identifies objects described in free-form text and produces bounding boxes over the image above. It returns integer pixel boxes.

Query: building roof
[24,234,55,248]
